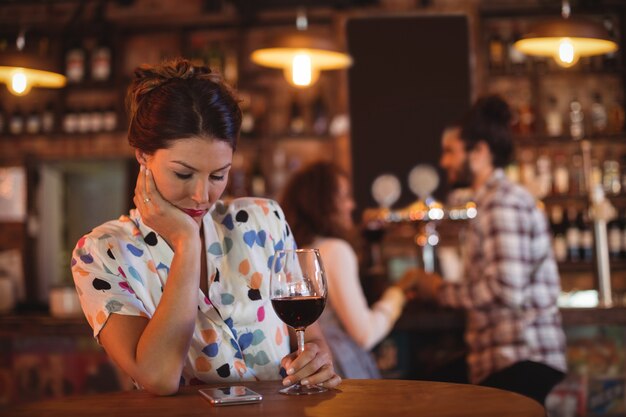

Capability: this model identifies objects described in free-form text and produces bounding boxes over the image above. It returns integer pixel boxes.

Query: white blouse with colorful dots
[71,198,294,385]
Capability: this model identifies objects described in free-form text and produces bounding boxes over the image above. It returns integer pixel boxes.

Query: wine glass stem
[296,329,305,353]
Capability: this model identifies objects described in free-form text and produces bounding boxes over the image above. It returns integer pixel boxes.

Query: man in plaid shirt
[415,95,566,405]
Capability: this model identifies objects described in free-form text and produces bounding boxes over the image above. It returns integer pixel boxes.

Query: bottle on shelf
[239,94,256,138]
[9,108,24,135]
[603,157,621,196]
[590,92,608,136]
[25,109,41,135]
[288,100,305,136]
[536,154,552,199]
[78,108,91,134]
[63,108,79,134]
[102,107,118,132]
[552,153,570,196]
[41,102,55,134]
[565,207,580,262]
[545,95,563,137]
[89,108,104,133]
[591,158,603,191]
[250,158,266,197]
[223,47,238,87]
[579,209,593,262]
[91,37,112,82]
[550,205,567,263]
[570,154,585,196]
[517,100,535,136]
[487,30,505,72]
[312,95,329,136]
[608,209,622,260]
[65,41,86,84]
[608,98,625,135]
[569,97,585,140]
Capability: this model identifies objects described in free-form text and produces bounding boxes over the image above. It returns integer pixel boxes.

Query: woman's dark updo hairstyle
[126,57,241,154]
[280,161,351,247]
[460,94,513,168]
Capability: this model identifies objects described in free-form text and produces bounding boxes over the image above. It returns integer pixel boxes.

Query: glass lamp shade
[0,52,66,96]
[251,33,352,87]
[514,18,618,67]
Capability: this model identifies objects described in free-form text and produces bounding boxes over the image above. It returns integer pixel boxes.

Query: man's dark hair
[460,95,513,168]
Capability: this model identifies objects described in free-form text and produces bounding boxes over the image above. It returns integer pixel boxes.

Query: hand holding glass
[270,249,328,395]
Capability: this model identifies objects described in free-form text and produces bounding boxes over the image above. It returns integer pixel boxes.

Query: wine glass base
[279,383,328,395]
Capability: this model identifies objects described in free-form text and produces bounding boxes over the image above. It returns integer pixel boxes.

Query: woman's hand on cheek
[280,343,341,389]
[133,165,199,248]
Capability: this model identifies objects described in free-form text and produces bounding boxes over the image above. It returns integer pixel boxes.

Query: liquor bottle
[78,108,91,133]
[550,205,567,263]
[608,98,625,134]
[608,209,622,260]
[590,92,608,135]
[545,95,563,137]
[553,154,570,196]
[103,107,118,131]
[603,157,621,196]
[565,207,580,262]
[288,100,305,136]
[570,154,585,195]
[517,100,535,136]
[223,48,238,86]
[579,209,593,262]
[250,159,266,197]
[239,95,255,138]
[488,31,505,72]
[91,37,112,82]
[312,95,329,136]
[9,108,24,135]
[63,108,79,134]
[536,154,552,199]
[65,42,85,83]
[89,108,104,133]
[569,98,585,140]
[41,102,55,133]
[25,109,41,135]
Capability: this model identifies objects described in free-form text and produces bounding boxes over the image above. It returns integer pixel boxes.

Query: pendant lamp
[0,30,66,96]
[513,0,618,68]
[250,9,352,88]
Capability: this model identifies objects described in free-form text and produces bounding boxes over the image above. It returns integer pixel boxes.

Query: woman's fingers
[281,344,338,388]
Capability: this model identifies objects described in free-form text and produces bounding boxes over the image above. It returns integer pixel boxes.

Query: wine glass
[270,248,328,395]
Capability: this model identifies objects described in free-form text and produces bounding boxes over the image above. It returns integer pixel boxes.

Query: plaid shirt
[438,169,567,384]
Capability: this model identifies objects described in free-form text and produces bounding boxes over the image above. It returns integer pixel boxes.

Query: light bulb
[8,69,31,96]
[555,38,579,68]
[283,53,320,88]
[292,53,312,86]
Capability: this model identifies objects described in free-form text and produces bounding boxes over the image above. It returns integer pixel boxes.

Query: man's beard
[449,158,473,189]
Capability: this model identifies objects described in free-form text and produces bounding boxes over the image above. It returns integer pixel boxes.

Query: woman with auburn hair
[281,161,416,378]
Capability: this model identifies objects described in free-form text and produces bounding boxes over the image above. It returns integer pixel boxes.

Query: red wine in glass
[270,249,328,395]
[271,296,326,330]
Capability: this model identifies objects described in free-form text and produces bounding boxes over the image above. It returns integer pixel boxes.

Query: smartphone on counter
[198,386,263,406]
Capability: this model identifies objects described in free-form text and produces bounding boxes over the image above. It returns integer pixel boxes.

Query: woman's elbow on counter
[139,375,181,396]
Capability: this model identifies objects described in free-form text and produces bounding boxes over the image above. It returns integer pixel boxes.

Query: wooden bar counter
[7,379,545,417]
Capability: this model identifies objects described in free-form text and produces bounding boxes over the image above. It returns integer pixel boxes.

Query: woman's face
[139,137,233,225]
[335,175,355,230]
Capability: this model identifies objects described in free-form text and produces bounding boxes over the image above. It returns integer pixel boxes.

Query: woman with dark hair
[71,58,340,395]
[281,161,416,378]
